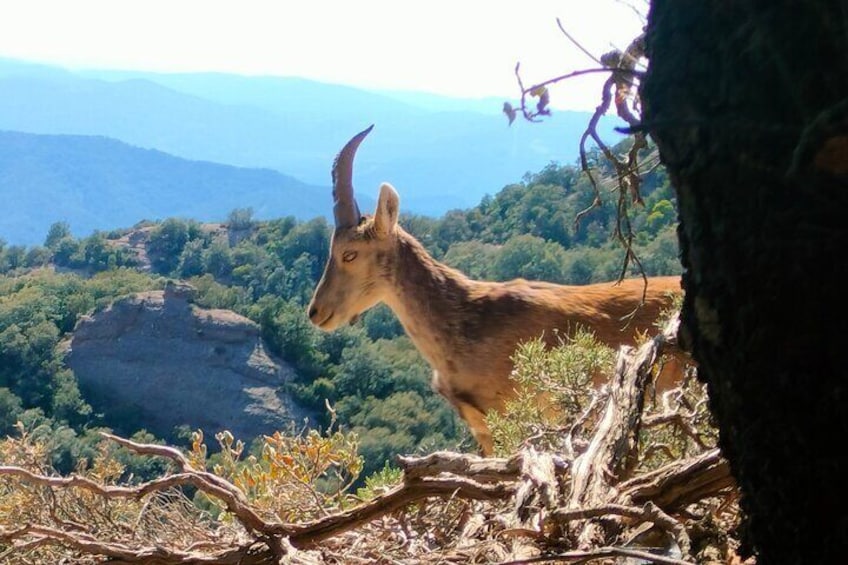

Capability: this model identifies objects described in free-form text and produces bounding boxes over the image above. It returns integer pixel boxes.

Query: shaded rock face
[66,282,313,442]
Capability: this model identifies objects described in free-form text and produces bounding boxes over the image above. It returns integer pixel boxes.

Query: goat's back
[465,275,681,349]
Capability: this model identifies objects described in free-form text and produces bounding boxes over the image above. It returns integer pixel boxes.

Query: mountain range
[0,130,337,245]
[0,57,623,245]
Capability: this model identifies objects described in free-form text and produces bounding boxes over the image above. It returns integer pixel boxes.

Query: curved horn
[332,124,373,228]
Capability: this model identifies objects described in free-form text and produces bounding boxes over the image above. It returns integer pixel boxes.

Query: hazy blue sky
[0,0,646,111]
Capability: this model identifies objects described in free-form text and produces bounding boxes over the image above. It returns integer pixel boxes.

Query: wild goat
[307,126,683,455]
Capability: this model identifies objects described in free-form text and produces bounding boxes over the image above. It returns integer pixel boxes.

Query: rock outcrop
[65,281,313,442]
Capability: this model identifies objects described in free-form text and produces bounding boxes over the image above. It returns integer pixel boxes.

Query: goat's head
[307,126,401,331]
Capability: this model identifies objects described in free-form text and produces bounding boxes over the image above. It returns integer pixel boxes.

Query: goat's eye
[342,250,358,263]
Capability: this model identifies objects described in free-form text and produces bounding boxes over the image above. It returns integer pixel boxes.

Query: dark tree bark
[642,2,848,563]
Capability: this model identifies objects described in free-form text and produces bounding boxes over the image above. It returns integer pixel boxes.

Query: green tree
[524,161,580,188]
[148,219,196,274]
[202,241,233,279]
[645,199,675,235]
[398,214,442,256]
[442,240,499,280]
[1,245,26,272]
[285,253,319,305]
[178,239,206,278]
[254,296,326,379]
[75,232,114,271]
[433,210,472,252]
[559,248,599,285]
[273,218,330,280]
[0,320,58,406]
[333,341,395,400]
[44,221,72,249]
[227,207,255,231]
[256,216,297,246]
[52,237,80,267]
[24,246,52,268]
[361,304,404,341]
[491,234,568,282]
[0,387,23,434]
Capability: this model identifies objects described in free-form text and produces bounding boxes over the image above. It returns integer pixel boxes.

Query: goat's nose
[307,305,318,320]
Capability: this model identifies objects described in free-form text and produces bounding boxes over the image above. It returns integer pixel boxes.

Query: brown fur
[308,182,683,455]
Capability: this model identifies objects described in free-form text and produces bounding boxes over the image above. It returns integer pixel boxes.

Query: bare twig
[552,501,689,555]
[620,448,734,511]
[0,523,259,564]
[288,476,515,547]
[495,545,694,565]
[556,18,602,65]
[100,433,275,535]
[398,450,523,483]
[642,411,711,450]
[511,64,641,123]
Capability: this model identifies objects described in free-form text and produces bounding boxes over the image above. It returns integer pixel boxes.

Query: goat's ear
[374,183,400,237]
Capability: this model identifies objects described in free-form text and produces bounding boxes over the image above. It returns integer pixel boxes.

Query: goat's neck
[381,229,475,368]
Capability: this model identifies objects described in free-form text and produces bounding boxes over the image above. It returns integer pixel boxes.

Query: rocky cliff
[65,281,313,442]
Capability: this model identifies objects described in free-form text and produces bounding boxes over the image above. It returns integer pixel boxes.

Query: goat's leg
[456,401,494,456]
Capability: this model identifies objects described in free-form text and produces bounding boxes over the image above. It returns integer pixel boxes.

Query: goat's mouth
[314,312,335,329]
[313,312,359,330]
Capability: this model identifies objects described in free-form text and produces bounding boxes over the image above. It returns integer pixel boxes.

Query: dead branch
[496,545,694,565]
[507,65,638,124]
[620,447,734,511]
[556,18,602,65]
[288,475,514,547]
[0,523,268,564]
[513,448,561,524]
[398,450,523,483]
[568,317,679,504]
[643,410,712,450]
[100,432,276,535]
[552,501,690,556]
[0,466,235,504]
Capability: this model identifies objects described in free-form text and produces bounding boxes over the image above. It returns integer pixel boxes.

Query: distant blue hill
[0,130,335,245]
[0,58,627,217]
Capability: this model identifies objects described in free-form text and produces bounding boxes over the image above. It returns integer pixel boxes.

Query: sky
[0,0,647,111]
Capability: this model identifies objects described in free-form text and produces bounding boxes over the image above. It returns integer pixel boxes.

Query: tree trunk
[641,1,848,563]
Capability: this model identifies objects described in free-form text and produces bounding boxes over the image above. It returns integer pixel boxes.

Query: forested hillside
[0,143,681,482]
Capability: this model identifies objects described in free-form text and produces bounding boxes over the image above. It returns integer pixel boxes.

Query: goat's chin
[313,313,339,331]
[314,312,359,332]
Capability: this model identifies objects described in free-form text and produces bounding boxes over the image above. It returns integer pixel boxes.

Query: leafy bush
[148,218,203,274]
[190,424,362,522]
[226,207,255,230]
[486,329,615,455]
